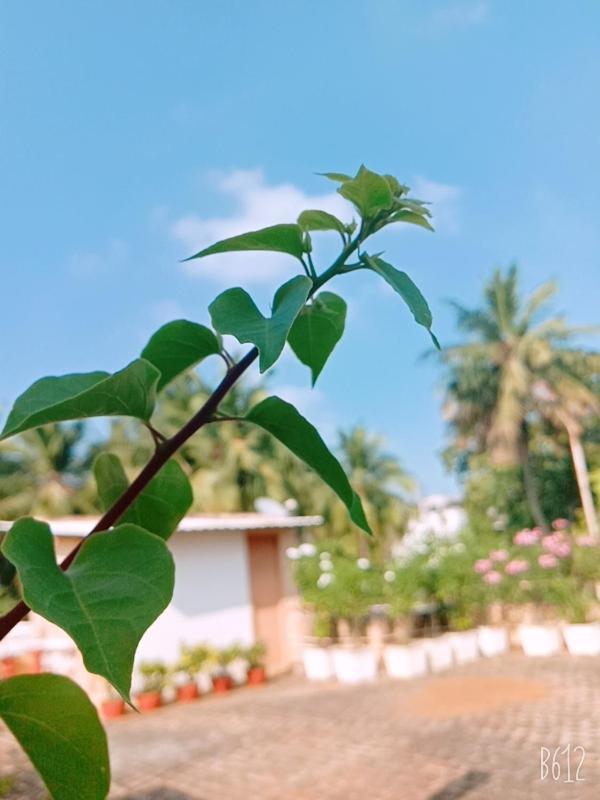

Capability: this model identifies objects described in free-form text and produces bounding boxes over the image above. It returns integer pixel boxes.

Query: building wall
[135,531,255,664]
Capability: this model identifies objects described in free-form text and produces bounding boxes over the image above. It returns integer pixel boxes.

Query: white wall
[135,531,254,664]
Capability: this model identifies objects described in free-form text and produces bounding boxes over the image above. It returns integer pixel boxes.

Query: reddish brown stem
[0,347,259,641]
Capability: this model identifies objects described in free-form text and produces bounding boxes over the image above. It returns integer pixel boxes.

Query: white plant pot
[331,647,378,685]
[563,623,600,656]
[446,631,479,664]
[518,624,562,657]
[477,626,509,657]
[228,658,249,685]
[302,646,334,681]
[423,636,454,672]
[383,643,428,680]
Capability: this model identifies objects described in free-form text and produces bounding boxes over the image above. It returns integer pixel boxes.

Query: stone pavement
[2,654,600,799]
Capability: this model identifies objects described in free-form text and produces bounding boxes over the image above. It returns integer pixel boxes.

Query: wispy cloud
[429,0,489,31]
[67,239,128,279]
[412,176,462,234]
[171,169,353,285]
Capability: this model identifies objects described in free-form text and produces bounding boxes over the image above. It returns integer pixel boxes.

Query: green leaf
[288,292,347,385]
[141,320,221,392]
[387,210,434,232]
[245,396,371,534]
[182,223,305,262]
[0,674,110,800]
[0,360,159,441]
[365,255,440,348]
[316,171,352,183]
[338,165,394,219]
[209,275,312,372]
[297,209,346,235]
[94,454,193,540]
[383,174,409,196]
[1,519,175,701]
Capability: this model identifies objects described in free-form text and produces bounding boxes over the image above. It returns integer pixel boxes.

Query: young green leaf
[383,174,409,197]
[0,359,160,441]
[288,292,347,385]
[365,255,440,348]
[94,453,193,540]
[337,165,394,219]
[182,223,305,262]
[245,396,371,534]
[297,209,346,235]
[209,275,312,372]
[316,171,352,183]
[0,674,110,800]
[1,519,175,701]
[141,320,221,391]
[387,210,434,232]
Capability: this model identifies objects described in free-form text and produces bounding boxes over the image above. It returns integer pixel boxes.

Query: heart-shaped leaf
[141,320,221,391]
[0,674,110,800]
[297,209,346,235]
[245,396,371,534]
[288,291,347,385]
[337,165,394,219]
[1,519,175,701]
[209,275,312,372]
[365,255,440,348]
[183,223,305,262]
[94,453,193,540]
[0,359,160,441]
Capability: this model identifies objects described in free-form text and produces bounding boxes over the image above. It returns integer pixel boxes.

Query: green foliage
[183,223,306,262]
[365,255,439,347]
[177,644,214,679]
[288,291,347,384]
[0,674,109,800]
[141,320,221,391]
[0,165,437,798]
[0,360,160,441]
[94,453,193,540]
[2,519,175,701]
[136,661,170,694]
[209,275,312,372]
[245,641,266,669]
[246,396,371,533]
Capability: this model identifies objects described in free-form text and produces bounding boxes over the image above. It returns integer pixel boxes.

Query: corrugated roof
[0,513,323,538]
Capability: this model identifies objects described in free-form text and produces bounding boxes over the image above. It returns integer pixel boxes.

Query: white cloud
[412,176,461,234]
[67,239,128,278]
[430,0,489,31]
[172,169,353,285]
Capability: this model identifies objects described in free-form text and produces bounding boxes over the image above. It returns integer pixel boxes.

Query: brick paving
[2,654,600,799]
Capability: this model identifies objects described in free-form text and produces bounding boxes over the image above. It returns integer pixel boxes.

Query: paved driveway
[2,654,600,799]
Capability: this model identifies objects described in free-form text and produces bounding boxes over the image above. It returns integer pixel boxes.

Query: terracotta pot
[212,675,232,694]
[136,691,162,711]
[176,682,199,702]
[247,666,266,686]
[0,658,19,679]
[101,698,125,719]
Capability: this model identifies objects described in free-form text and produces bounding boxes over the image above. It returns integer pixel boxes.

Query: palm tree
[443,265,599,530]
[0,422,94,519]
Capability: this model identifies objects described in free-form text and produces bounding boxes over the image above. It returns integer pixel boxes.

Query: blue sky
[1,1,599,496]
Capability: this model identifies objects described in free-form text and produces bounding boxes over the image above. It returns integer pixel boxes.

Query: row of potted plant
[101,641,267,718]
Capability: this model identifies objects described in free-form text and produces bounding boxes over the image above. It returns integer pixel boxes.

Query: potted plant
[211,647,237,693]
[562,537,600,655]
[382,562,428,680]
[477,625,509,657]
[302,612,335,681]
[135,661,169,711]
[100,684,126,720]
[245,642,267,685]
[174,644,212,702]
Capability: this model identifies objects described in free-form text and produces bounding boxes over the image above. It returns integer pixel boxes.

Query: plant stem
[0,234,364,642]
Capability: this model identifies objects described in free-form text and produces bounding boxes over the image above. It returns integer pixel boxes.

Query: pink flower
[554,542,571,558]
[505,559,529,575]
[483,570,502,585]
[474,558,492,574]
[542,534,571,558]
[576,535,598,548]
[538,553,558,569]
[490,549,509,562]
[513,529,538,546]
[552,518,570,530]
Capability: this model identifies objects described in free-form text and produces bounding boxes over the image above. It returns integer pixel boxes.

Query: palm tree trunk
[518,428,548,531]
[566,426,599,538]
